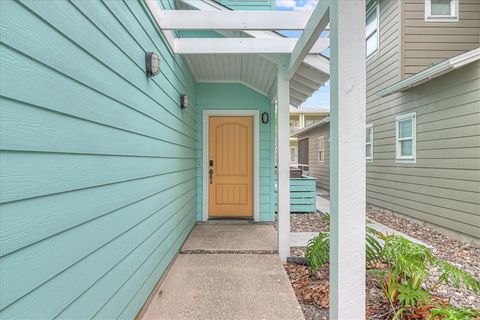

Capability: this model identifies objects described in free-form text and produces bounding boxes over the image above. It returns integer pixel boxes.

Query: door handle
[209,169,214,184]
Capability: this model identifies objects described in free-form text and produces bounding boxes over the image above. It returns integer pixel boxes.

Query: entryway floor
[140,224,305,320]
[181,223,277,253]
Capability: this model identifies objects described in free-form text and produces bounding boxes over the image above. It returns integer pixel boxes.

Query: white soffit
[174,0,330,107]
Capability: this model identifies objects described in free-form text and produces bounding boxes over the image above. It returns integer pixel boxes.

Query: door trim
[203,110,260,222]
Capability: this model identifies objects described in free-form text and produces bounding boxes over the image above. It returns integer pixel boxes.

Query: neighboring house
[291,118,331,190]
[365,0,480,241]
[289,106,329,163]
[289,0,480,242]
[0,0,333,318]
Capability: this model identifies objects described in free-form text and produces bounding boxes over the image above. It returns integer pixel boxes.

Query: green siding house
[365,0,480,242]
[0,0,332,318]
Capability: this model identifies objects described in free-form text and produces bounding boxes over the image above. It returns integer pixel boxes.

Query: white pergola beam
[145,0,175,49]
[158,10,313,30]
[329,0,366,319]
[174,38,329,54]
[176,0,331,77]
[277,66,290,261]
[288,0,330,78]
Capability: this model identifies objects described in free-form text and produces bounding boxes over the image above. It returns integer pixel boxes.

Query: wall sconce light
[262,112,269,124]
[145,52,160,77]
[180,94,189,109]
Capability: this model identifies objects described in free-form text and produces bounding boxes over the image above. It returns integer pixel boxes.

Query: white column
[329,1,366,319]
[277,66,291,261]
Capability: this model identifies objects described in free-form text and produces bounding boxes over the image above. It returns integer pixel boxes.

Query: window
[305,119,317,126]
[290,119,300,133]
[290,147,296,162]
[366,124,373,162]
[396,113,416,163]
[366,3,379,58]
[425,0,459,21]
[317,136,325,164]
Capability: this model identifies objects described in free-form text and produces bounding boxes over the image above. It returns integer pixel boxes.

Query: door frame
[202,109,260,222]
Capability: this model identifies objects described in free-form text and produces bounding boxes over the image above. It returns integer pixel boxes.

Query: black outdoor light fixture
[145,52,160,77]
[262,112,269,124]
[180,94,189,109]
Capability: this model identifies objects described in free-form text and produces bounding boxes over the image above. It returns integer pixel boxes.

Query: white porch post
[329,0,367,319]
[277,65,290,261]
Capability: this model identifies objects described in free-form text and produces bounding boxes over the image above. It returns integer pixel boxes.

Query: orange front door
[208,116,253,218]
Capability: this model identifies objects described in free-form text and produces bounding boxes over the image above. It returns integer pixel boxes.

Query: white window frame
[366,123,373,162]
[395,112,416,163]
[290,147,297,163]
[366,3,380,60]
[425,0,459,22]
[317,136,325,164]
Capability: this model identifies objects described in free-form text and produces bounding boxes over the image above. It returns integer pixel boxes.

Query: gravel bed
[367,206,480,310]
[291,246,307,257]
[291,213,329,232]
[274,212,329,232]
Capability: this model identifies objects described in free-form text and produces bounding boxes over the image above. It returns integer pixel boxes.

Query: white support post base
[329,0,367,319]
[277,66,291,261]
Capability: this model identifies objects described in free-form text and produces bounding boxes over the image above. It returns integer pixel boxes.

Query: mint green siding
[219,0,275,10]
[275,177,317,212]
[195,83,276,222]
[0,0,196,318]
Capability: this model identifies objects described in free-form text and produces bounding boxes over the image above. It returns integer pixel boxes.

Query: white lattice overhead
[145,0,330,107]
[157,10,313,30]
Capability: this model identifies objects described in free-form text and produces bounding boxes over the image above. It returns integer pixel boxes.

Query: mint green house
[0,0,370,318]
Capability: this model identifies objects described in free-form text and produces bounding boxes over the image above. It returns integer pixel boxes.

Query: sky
[275,0,330,110]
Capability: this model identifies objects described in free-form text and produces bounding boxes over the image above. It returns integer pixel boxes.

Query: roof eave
[377,48,480,97]
[290,117,330,137]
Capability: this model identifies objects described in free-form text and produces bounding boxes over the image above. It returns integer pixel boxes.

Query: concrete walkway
[141,224,304,320]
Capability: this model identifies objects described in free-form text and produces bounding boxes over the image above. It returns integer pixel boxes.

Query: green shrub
[303,215,480,319]
[429,306,480,320]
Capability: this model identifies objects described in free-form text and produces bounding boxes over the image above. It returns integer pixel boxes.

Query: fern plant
[305,232,329,271]
[429,306,480,320]
[431,260,480,293]
[380,235,480,318]
[304,215,480,320]
[305,216,384,272]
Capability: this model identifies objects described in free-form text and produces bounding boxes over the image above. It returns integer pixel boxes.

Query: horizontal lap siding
[402,0,480,77]
[219,0,274,10]
[0,0,197,319]
[296,124,330,191]
[367,62,480,239]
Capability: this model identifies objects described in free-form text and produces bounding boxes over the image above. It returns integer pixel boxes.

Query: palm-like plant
[304,215,480,319]
[381,235,479,318]
[305,215,384,272]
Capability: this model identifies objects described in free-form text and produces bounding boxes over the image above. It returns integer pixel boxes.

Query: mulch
[285,208,480,319]
[284,263,389,320]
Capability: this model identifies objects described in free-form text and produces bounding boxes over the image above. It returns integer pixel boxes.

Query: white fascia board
[378,48,480,97]
[159,10,312,30]
[288,0,330,78]
[174,38,329,54]
[290,117,330,137]
[303,55,330,75]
